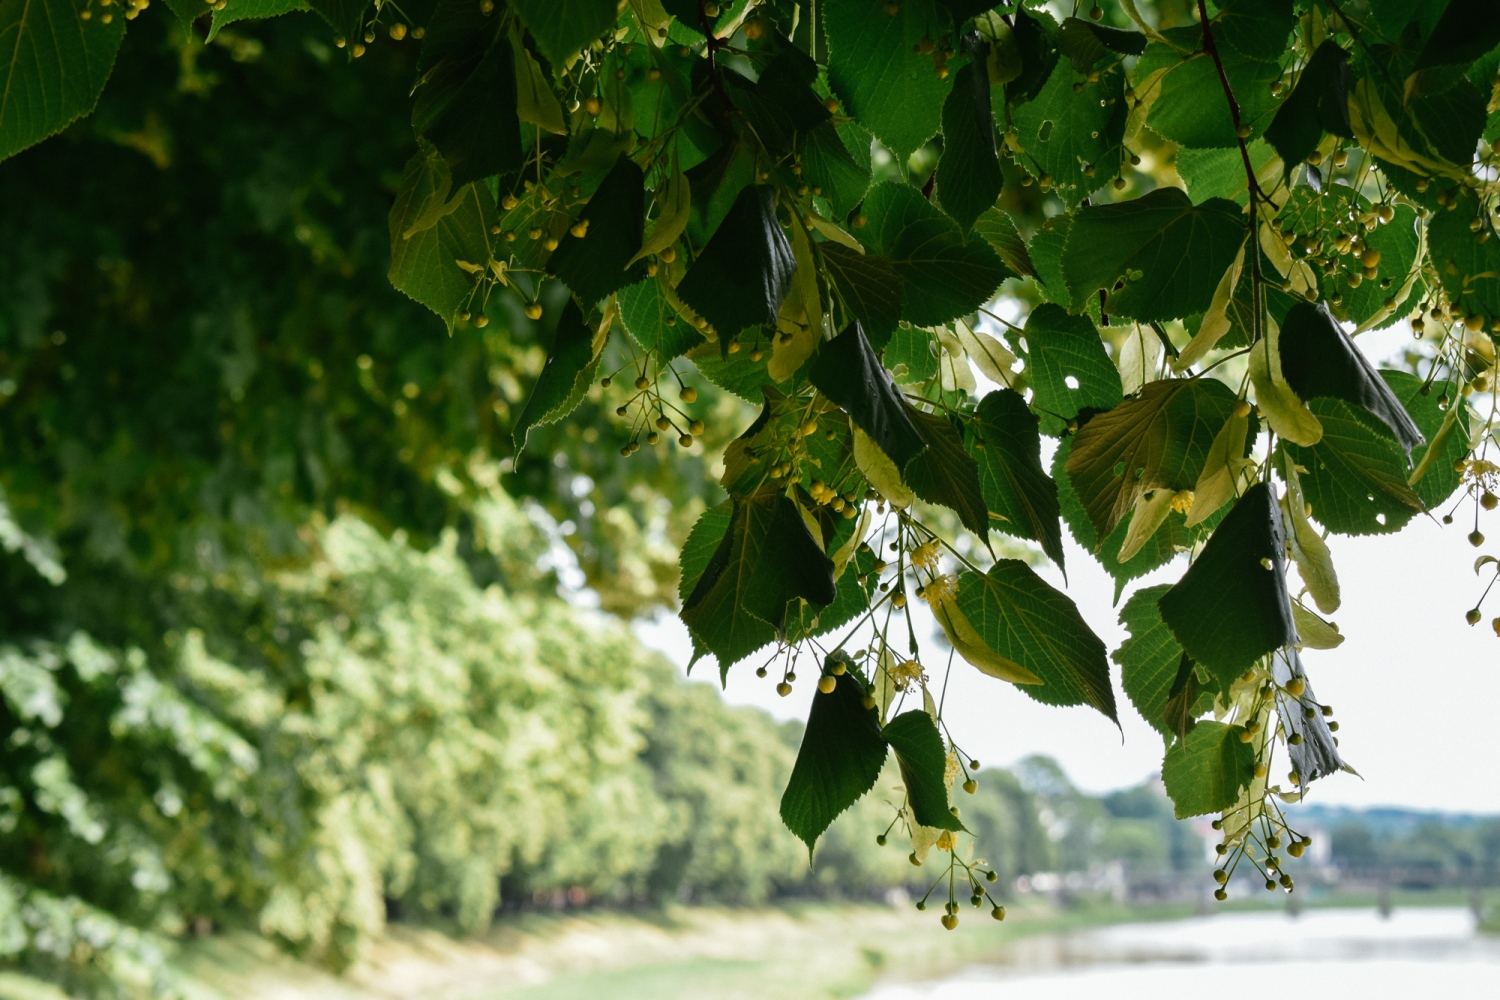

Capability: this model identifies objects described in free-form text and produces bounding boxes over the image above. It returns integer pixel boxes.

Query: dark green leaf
[681,487,836,669]
[809,322,926,470]
[1161,720,1255,819]
[1283,398,1425,535]
[936,61,1001,230]
[1158,482,1298,688]
[971,389,1064,568]
[1278,302,1424,457]
[1064,377,1237,543]
[1061,188,1246,323]
[677,185,797,339]
[0,0,125,162]
[862,181,1008,326]
[1271,649,1349,789]
[819,245,904,344]
[800,121,871,220]
[1414,0,1500,75]
[547,155,649,306]
[1021,304,1123,435]
[883,710,963,832]
[512,299,598,453]
[511,0,616,66]
[972,208,1036,279]
[1006,7,1058,106]
[1263,41,1353,170]
[903,405,988,543]
[883,326,938,384]
[780,665,889,854]
[1028,214,1077,307]
[825,0,953,158]
[956,562,1115,721]
[413,23,523,189]
[305,0,368,42]
[1383,371,1466,509]
[1114,585,1213,743]
[388,152,500,330]
[1010,52,1127,208]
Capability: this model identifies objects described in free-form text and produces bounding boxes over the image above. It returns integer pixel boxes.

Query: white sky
[635,323,1500,815]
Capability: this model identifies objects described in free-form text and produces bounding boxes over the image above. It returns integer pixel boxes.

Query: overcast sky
[635,323,1500,816]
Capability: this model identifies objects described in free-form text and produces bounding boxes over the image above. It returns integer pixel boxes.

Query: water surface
[862,907,1499,999]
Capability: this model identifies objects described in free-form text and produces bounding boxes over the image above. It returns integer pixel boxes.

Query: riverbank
[1,890,1486,1000]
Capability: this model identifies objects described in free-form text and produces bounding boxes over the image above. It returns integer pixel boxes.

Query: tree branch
[1196,0,1267,347]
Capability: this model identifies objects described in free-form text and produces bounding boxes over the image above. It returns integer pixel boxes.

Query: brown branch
[697,0,732,117]
[1196,0,1268,346]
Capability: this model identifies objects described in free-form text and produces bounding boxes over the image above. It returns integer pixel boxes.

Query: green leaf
[1263,41,1353,170]
[547,155,649,307]
[1064,377,1237,543]
[800,121,871,220]
[809,323,926,471]
[955,562,1115,721]
[1028,214,1076,307]
[413,16,523,189]
[305,0,369,42]
[862,181,1009,326]
[1021,304,1123,435]
[677,185,796,339]
[1427,188,1500,323]
[1158,482,1298,688]
[780,664,889,854]
[819,245,904,344]
[825,0,952,158]
[512,29,567,134]
[883,710,963,832]
[883,326,938,384]
[1161,720,1255,819]
[1114,585,1213,743]
[1413,0,1500,75]
[209,0,310,41]
[903,405,988,543]
[971,389,1063,569]
[678,500,733,602]
[1145,0,1291,149]
[1176,141,1276,205]
[972,208,1036,279]
[1271,649,1349,789]
[0,0,125,162]
[681,487,836,672]
[512,299,599,453]
[618,277,703,361]
[1006,6,1059,106]
[936,60,1001,230]
[1061,188,1246,323]
[1056,438,1196,600]
[1277,302,1424,457]
[1010,52,1126,209]
[1283,398,1425,536]
[686,341,778,403]
[388,152,499,331]
[1383,371,1465,510]
[511,0,616,66]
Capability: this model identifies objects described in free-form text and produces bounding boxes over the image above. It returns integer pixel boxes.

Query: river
[860,907,1500,999]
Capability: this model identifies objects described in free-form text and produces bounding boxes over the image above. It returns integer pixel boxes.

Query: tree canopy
[4,0,1500,990]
